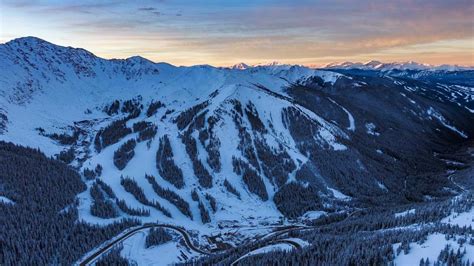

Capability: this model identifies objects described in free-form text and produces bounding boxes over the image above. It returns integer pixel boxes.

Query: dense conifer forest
[182,192,474,265]
[0,141,139,265]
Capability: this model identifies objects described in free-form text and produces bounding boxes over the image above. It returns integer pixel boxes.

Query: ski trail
[329,98,355,131]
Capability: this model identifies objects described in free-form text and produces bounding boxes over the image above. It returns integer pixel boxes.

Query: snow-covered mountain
[0,37,351,226]
[1,37,473,264]
[230,60,473,72]
[323,60,473,71]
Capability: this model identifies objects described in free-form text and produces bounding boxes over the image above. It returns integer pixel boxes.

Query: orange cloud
[1,0,473,66]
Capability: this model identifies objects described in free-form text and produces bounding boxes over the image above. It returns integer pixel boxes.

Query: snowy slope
[0,37,349,231]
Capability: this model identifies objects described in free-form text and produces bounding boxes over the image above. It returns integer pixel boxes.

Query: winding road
[78,210,363,265]
[77,223,210,266]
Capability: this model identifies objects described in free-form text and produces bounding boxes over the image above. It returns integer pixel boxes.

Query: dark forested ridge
[0,141,139,265]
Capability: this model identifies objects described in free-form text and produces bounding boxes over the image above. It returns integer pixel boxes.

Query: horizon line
[3,36,474,69]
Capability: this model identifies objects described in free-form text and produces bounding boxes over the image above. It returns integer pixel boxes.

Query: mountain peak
[364,60,383,68]
[229,61,297,70]
[3,36,97,59]
[125,55,155,64]
[264,61,283,66]
[254,61,288,67]
[6,36,50,47]
[231,62,250,69]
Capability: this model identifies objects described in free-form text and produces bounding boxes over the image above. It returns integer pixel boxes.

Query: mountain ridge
[5,36,472,71]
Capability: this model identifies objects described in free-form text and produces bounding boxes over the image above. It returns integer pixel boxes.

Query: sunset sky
[1,0,473,67]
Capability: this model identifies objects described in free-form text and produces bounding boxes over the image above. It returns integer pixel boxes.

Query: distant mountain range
[322,60,473,71]
[231,60,473,72]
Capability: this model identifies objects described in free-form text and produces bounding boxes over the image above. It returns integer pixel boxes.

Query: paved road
[261,209,362,239]
[77,223,210,266]
[227,209,364,265]
[78,210,362,265]
[230,239,302,266]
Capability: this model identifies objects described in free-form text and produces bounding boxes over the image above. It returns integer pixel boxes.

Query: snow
[284,238,310,248]
[119,229,199,266]
[318,127,347,151]
[427,107,468,138]
[393,233,474,265]
[324,60,473,71]
[377,181,388,191]
[441,208,474,227]
[328,98,355,131]
[0,37,349,161]
[302,210,327,220]
[395,209,416,218]
[0,44,335,229]
[230,62,251,70]
[250,243,294,255]
[232,243,295,264]
[365,122,380,136]
[289,104,348,151]
[67,68,324,239]
[78,225,144,264]
[344,108,355,131]
[393,207,474,265]
[3,37,472,265]
[313,70,343,85]
[328,188,350,200]
[0,196,14,205]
